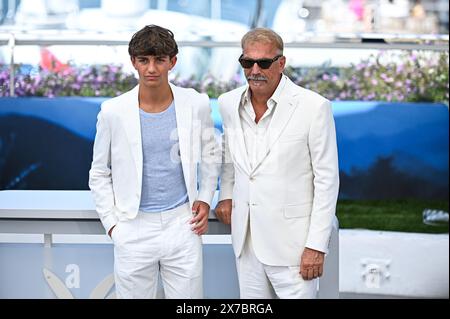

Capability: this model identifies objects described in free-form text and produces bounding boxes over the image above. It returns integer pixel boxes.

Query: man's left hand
[300,247,325,280]
[190,201,210,235]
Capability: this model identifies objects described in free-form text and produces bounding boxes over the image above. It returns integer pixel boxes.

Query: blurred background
[0,0,448,83]
[0,0,448,299]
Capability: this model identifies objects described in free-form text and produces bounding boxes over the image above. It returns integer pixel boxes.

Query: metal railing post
[8,32,15,97]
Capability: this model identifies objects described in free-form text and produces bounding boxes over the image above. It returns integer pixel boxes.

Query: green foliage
[337,199,449,233]
[285,50,449,104]
[0,64,138,97]
[1,50,448,103]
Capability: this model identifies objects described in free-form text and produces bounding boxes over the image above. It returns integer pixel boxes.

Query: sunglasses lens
[257,60,272,69]
[239,59,254,68]
[239,55,281,69]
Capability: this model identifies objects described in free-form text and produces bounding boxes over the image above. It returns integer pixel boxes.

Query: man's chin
[142,80,162,88]
[249,81,267,89]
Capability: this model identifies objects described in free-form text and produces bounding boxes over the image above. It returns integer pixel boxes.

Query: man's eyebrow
[136,55,167,59]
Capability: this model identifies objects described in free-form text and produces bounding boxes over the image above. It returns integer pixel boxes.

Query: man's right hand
[215,199,232,225]
[108,225,116,238]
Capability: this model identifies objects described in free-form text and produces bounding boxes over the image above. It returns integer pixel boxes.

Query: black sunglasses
[238,54,283,69]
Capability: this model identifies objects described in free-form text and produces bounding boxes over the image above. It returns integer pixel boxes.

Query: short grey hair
[241,28,284,55]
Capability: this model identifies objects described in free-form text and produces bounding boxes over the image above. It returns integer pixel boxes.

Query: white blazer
[89,84,220,234]
[218,75,339,266]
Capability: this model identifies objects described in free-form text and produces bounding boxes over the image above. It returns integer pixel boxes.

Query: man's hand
[190,201,210,235]
[214,199,232,225]
[300,247,325,280]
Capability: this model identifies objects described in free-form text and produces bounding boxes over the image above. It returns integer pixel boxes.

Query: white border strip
[202,235,232,244]
[0,233,43,243]
[53,234,112,244]
[0,234,232,245]
[0,210,99,219]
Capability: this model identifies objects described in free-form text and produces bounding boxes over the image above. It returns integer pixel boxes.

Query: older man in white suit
[215,28,339,299]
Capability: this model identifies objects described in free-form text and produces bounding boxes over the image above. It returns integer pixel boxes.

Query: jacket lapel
[250,79,299,175]
[229,87,252,175]
[170,84,194,199]
[121,85,143,180]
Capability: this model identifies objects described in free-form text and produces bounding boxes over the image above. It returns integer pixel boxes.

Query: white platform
[0,190,339,299]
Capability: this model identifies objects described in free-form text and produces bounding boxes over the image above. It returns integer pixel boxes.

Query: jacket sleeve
[88,106,118,234]
[195,94,221,206]
[217,96,235,201]
[305,100,339,254]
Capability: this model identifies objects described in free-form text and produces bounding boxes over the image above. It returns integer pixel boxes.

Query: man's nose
[250,62,261,74]
[147,60,157,72]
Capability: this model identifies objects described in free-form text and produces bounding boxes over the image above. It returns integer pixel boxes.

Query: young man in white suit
[214,28,339,299]
[89,25,219,299]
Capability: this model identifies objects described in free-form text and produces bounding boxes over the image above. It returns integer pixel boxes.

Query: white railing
[0,31,448,97]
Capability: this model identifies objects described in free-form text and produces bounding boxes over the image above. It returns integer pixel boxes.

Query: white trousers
[236,226,318,299]
[112,203,203,299]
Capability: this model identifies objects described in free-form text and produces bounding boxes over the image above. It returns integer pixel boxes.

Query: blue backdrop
[0,97,448,200]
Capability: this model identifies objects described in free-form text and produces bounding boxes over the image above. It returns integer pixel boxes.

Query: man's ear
[131,56,137,69]
[170,56,177,70]
[279,55,286,72]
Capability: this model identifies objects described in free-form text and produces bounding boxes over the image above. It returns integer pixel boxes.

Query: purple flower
[0,53,448,104]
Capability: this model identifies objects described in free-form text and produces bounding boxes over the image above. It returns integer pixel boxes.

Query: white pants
[112,203,203,299]
[236,226,318,299]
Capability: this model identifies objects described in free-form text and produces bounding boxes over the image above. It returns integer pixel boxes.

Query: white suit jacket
[218,75,339,266]
[89,84,220,234]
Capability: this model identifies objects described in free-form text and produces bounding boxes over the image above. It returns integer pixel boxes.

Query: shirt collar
[270,74,287,105]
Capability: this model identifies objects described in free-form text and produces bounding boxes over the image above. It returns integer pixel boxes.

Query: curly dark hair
[128,25,179,58]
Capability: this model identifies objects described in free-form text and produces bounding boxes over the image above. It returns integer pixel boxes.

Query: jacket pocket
[283,203,312,219]
[279,134,306,143]
[110,221,121,243]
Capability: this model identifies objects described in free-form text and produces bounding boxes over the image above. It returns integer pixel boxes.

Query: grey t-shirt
[138,101,188,212]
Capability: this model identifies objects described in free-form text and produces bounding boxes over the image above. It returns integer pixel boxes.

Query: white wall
[1,230,448,298]
[340,230,449,298]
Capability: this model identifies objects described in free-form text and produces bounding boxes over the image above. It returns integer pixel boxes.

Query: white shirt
[239,75,287,170]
